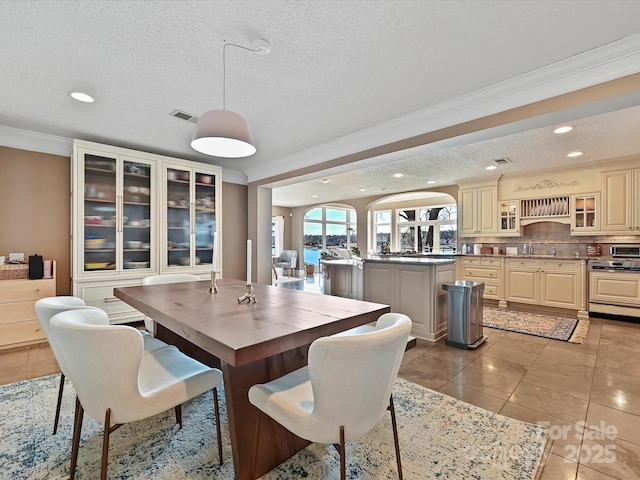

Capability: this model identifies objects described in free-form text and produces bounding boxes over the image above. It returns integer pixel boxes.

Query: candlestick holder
[237,283,256,303]
[208,271,219,294]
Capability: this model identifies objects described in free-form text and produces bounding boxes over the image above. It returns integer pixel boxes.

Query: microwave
[610,245,640,257]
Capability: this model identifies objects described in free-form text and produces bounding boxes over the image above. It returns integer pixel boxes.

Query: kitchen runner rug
[0,374,549,479]
[483,307,589,343]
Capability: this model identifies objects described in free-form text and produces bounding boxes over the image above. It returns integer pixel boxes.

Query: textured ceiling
[1,1,640,206]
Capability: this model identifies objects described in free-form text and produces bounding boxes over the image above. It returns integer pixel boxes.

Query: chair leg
[70,396,84,480]
[213,387,223,465]
[250,409,262,480]
[175,404,182,429]
[53,372,65,435]
[101,408,111,480]
[388,395,403,480]
[339,425,346,480]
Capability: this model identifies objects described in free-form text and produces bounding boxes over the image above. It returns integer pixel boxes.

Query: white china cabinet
[162,163,221,274]
[72,140,222,324]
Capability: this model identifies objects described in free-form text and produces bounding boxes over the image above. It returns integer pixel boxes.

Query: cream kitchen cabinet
[458,183,498,236]
[601,168,640,233]
[457,257,504,304]
[505,258,587,318]
[364,260,455,342]
[498,201,520,235]
[505,258,540,304]
[570,193,599,235]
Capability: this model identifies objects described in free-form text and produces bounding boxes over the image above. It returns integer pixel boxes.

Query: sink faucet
[539,242,556,256]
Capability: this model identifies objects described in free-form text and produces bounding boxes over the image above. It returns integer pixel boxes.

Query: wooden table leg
[222,346,310,480]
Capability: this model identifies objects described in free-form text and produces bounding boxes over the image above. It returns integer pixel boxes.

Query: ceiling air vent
[170,109,199,124]
[493,158,512,165]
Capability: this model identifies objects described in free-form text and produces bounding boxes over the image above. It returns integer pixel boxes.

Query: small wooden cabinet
[0,262,56,350]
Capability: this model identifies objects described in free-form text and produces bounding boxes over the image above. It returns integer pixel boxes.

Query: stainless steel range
[589,245,640,318]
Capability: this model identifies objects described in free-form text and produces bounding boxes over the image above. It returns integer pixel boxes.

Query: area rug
[272,276,304,285]
[0,374,548,479]
[483,307,589,343]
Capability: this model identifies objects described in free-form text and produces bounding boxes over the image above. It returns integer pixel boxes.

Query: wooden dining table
[114,277,390,480]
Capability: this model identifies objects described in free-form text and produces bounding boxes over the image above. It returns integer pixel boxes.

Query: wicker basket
[0,264,29,280]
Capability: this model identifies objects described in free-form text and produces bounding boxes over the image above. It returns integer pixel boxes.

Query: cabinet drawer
[459,257,482,266]
[78,283,142,320]
[0,320,46,346]
[0,279,55,303]
[0,301,38,325]
[483,284,499,298]
[506,258,540,268]
[462,266,500,280]
[541,260,581,271]
[481,258,502,266]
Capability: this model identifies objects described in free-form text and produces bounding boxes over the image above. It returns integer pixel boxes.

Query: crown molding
[246,33,640,183]
[0,125,248,185]
[0,124,72,157]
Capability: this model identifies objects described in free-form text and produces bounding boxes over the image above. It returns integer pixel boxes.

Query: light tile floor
[2,298,639,479]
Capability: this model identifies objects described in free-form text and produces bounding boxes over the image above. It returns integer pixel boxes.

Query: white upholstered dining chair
[35,296,171,435]
[248,312,411,480]
[49,308,224,480]
[141,274,201,335]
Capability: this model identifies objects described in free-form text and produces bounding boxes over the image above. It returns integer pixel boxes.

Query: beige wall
[0,146,248,290]
[221,182,248,280]
[0,146,72,294]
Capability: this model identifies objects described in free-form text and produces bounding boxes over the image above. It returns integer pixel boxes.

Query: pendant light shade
[191,39,270,158]
[191,109,256,158]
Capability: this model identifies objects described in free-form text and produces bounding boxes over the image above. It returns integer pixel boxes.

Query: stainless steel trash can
[442,280,486,349]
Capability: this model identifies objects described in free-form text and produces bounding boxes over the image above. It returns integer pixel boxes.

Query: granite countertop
[459,254,604,260]
[321,256,456,266]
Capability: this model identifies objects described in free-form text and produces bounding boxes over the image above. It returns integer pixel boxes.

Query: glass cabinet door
[83,154,117,272]
[194,170,216,266]
[571,193,599,233]
[122,159,153,271]
[499,201,518,232]
[166,167,192,267]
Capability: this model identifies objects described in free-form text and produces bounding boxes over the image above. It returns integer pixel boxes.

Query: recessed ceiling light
[69,91,94,103]
[393,173,403,178]
[485,164,498,170]
[359,188,366,192]
[427,180,436,184]
[312,195,319,198]
[567,151,583,157]
[553,126,573,134]
[320,179,330,183]
[380,188,389,191]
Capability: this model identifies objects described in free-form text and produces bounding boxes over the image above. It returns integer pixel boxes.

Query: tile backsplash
[462,221,638,257]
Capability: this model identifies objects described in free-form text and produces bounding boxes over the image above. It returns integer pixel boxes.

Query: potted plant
[305,262,315,275]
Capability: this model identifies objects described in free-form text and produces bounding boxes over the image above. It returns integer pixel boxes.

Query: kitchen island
[322,256,456,342]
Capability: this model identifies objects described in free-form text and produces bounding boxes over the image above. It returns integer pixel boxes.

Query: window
[372,204,457,253]
[303,206,357,265]
[374,210,391,251]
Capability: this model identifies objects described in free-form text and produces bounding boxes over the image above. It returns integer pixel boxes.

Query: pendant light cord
[222,42,267,111]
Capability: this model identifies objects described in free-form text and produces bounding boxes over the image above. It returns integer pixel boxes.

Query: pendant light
[191,39,271,158]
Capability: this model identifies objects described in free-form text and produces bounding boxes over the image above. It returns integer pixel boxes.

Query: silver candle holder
[237,283,256,303]
[208,271,219,294]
